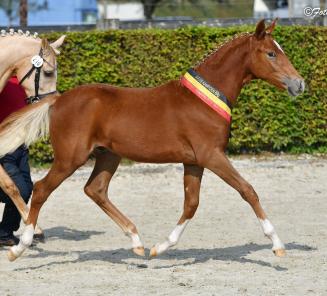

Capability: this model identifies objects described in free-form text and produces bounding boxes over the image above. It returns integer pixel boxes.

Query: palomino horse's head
[249,19,305,96]
[15,35,65,101]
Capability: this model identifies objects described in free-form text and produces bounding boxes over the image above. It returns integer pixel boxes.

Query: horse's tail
[0,95,58,158]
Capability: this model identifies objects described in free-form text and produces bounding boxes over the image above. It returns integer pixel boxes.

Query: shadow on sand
[11,227,316,272]
[39,226,105,242]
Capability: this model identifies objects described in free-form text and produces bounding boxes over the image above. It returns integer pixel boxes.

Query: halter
[181,69,232,123]
[19,47,57,104]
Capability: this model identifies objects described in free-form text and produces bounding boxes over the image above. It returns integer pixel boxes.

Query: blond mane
[0,28,40,40]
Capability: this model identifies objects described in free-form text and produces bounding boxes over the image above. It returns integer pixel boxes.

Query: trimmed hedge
[30,26,327,163]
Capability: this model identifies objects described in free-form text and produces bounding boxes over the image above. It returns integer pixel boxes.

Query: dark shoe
[0,234,19,246]
[33,233,45,244]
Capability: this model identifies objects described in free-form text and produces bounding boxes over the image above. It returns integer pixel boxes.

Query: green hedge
[30,26,327,164]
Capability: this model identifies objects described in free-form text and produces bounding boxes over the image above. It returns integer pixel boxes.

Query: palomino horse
[0,20,305,261]
[0,29,65,236]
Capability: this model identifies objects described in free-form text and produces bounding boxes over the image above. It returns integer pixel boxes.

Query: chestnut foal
[0,20,304,261]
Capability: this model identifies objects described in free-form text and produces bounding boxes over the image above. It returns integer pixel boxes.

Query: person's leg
[0,190,20,244]
[18,146,33,196]
[0,146,33,245]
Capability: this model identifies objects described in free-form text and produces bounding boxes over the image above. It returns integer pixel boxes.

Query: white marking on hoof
[126,231,143,249]
[152,220,189,256]
[130,233,143,249]
[21,224,34,246]
[9,224,34,260]
[259,219,285,251]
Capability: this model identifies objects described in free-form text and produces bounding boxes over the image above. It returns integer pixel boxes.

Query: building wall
[253,0,288,18]
[289,0,320,17]
[98,2,145,21]
[0,0,98,26]
[254,0,322,18]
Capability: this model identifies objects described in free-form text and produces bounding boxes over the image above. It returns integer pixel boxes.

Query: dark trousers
[0,146,33,236]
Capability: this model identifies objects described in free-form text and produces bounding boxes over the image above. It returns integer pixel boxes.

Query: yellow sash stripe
[184,72,231,115]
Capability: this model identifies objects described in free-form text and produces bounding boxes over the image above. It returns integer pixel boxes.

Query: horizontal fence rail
[0,17,324,32]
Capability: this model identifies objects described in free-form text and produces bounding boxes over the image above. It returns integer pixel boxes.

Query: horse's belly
[109,137,196,164]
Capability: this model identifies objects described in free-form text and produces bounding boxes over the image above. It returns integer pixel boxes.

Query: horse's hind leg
[204,150,285,256]
[0,165,43,237]
[150,164,203,257]
[8,159,81,261]
[84,149,145,256]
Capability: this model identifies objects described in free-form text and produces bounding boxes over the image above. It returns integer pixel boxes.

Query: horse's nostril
[282,77,305,96]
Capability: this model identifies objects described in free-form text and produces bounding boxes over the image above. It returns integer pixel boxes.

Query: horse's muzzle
[282,77,305,97]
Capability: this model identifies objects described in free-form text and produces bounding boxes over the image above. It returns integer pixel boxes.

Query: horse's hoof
[7,249,18,262]
[149,246,157,258]
[273,249,286,257]
[34,225,44,236]
[133,246,145,257]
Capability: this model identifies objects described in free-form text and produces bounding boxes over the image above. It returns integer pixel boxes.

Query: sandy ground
[0,155,326,296]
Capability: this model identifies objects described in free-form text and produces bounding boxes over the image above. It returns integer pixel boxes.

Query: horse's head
[249,19,304,96]
[15,35,65,100]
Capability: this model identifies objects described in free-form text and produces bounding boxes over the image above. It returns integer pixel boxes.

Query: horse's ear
[255,19,266,40]
[50,35,66,55]
[266,18,278,34]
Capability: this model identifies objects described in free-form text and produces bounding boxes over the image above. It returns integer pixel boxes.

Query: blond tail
[0,95,58,158]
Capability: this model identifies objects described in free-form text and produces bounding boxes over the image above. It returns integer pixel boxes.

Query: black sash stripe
[187,69,232,109]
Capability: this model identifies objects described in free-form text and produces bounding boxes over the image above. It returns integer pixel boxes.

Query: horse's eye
[44,70,54,77]
[267,51,276,58]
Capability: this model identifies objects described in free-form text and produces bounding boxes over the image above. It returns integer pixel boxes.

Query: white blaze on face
[273,40,284,53]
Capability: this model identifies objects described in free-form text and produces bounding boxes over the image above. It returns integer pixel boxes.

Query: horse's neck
[0,36,40,91]
[195,35,252,106]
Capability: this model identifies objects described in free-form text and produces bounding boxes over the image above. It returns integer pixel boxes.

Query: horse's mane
[194,32,252,68]
[0,28,39,40]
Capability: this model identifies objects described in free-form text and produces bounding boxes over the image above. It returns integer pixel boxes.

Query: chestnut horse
[0,29,65,237]
[0,20,304,261]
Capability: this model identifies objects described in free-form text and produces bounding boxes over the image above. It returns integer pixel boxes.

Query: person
[0,77,33,246]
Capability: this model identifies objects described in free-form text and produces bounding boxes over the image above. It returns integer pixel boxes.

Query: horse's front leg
[150,164,203,257]
[202,149,285,256]
[0,165,43,237]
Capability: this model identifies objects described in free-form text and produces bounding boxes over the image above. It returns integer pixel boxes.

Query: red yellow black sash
[181,69,232,123]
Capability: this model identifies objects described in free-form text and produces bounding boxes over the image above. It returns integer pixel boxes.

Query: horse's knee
[184,198,199,219]
[84,184,106,206]
[184,184,200,219]
[30,181,48,206]
[187,197,199,209]
[184,206,198,219]
[3,180,20,197]
[84,184,99,198]
[239,182,258,203]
